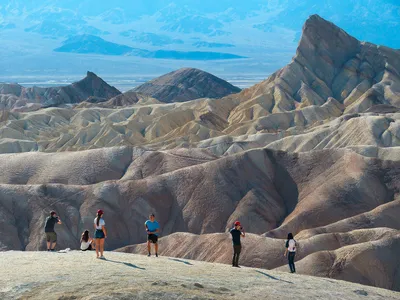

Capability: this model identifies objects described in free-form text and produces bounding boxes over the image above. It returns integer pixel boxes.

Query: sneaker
[148,253,151,257]
[156,253,158,257]
[100,256,106,260]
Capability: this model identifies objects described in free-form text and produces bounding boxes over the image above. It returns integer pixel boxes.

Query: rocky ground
[1,251,399,300]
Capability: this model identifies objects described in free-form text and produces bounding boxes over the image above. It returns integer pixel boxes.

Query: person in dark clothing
[284,233,297,273]
[44,211,62,251]
[230,221,245,267]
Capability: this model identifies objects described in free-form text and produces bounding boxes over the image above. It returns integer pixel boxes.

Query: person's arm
[57,217,62,225]
[240,227,245,237]
[102,225,107,238]
[284,241,289,257]
[145,222,150,234]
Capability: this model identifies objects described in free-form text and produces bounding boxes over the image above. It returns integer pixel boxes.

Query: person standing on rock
[94,209,107,259]
[284,233,297,273]
[230,221,245,267]
[44,211,62,251]
[145,213,160,257]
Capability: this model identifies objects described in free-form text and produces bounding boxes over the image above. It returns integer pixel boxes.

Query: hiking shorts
[148,234,158,244]
[94,229,105,239]
[46,232,57,243]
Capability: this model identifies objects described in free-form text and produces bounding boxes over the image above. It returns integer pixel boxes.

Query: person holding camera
[44,211,62,252]
[230,221,245,267]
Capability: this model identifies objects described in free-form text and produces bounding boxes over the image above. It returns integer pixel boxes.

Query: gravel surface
[0,251,399,300]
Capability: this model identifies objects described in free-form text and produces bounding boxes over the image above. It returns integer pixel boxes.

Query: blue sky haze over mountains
[0,0,399,80]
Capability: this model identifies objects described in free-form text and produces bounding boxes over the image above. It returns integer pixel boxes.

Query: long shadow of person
[168,258,193,265]
[103,259,146,270]
[255,270,293,284]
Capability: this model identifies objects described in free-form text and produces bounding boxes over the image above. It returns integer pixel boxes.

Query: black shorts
[148,234,158,244]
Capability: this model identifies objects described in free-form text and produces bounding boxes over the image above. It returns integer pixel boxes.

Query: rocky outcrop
[133,68,241,103]
[227,14,400,123]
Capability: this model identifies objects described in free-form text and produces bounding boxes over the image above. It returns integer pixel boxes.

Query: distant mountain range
[54,35,245,60]
[0,1,399,76]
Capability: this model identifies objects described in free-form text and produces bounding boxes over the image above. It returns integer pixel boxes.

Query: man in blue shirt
[145,213,160,257]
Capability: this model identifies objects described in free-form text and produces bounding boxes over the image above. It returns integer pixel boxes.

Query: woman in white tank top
[80,230,93,251]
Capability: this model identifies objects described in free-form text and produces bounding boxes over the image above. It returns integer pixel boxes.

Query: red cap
[97,209,104,215]
[234,221,241,226]
[50,211,57,216]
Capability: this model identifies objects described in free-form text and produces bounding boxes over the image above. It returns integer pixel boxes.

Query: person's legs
[100,238,105,257]
[232,246,236,266]
[50,233,57,250]
[147,240,151,256]
[291,252,296,273]
[235,245,241,267]
[288,252,295,273]
[155,242,158,256]
[95,239,100,258]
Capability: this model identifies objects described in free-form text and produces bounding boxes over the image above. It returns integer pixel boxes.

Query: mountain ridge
[0,71,121,109]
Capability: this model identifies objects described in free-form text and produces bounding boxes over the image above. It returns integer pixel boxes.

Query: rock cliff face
[0,71,121,109]
[133,68,241,103]
[227,14,400,124]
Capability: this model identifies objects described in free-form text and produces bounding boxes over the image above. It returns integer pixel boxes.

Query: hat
[97,209,104,215]
[50,211,57,216]
[234,221,241,226]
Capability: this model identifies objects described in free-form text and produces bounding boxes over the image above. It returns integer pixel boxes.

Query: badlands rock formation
[132,67,241,103]
[1,146,400,291]
[76,91,162,108]
[0,71,121,109]
[2,251,399,300]
[0,15,400,293]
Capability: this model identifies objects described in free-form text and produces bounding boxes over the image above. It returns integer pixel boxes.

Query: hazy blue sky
[0,0,399,79]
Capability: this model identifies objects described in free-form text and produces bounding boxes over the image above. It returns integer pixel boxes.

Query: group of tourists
[44,210,296,272]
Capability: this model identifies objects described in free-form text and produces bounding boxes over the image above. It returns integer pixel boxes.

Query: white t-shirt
[288,239,296,252]
[94,218,105,230]
[81,240,91,250]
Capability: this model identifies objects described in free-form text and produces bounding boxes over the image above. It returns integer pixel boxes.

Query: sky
[0,0,399,81]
